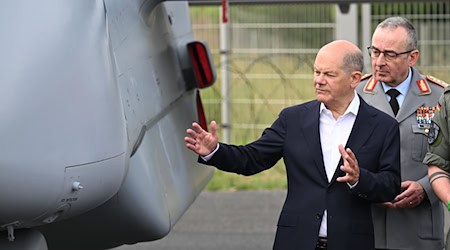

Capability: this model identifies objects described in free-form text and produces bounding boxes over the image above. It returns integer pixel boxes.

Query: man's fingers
[394,190,411,201]
[345,148,356,163]
[210,121,217,138]
[186,128,197,139]
[346,147,355,157]
[337,173,351,181]
[336,176,347,182]
[338,144,347,156]
[184,136,196,145]
[395,182,422,201]
[382,202,396,209]
[192,122,204,134]
[337,145,359,185]
[339,145,355,166]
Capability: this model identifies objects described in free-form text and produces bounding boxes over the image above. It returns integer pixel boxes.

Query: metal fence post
[220,0,231,143]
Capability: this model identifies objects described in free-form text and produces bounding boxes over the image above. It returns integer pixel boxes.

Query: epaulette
[426,75,449,88]
[416,79,431,95]
[363,77,378,94]
[361,73,372,81]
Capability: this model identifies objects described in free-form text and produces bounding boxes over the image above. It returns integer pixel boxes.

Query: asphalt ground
[112,190,450,250]
[112,190,286,250]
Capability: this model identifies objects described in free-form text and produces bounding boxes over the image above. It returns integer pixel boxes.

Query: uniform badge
[416,106,436,130]
[417,79,431,95]
[426,75,449,88]
[363,78,377,94]
[428,121,440,145]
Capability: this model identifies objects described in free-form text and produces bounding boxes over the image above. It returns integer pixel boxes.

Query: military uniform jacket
[356,67,445,250]
[200,97,401,250]
[424,85,450,171]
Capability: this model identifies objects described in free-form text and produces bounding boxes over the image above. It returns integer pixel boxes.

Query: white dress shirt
[203,93,361,238]
[318,92,360,237]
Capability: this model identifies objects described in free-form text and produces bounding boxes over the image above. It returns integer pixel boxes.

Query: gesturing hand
[336,144,360,185]
[184,121,219,156]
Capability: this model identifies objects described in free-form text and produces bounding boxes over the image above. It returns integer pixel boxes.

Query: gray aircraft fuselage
[0,0,215,249]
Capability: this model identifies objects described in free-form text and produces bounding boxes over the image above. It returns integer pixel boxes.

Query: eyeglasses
[367,46,414,61]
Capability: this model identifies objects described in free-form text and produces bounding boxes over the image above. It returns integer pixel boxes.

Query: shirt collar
[320,91,360,117]
[381,67,412,96]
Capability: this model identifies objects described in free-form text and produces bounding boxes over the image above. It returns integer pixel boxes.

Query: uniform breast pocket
[411,125,428,161]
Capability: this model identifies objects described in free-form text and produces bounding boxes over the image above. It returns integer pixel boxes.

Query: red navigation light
[187,41,216,89]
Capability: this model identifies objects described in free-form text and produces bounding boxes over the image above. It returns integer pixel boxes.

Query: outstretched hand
[184,121,219,156]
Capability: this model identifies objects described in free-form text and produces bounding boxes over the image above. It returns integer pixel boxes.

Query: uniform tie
[386,89,400,116]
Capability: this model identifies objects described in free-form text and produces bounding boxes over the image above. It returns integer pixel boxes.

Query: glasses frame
[367,46,415,61]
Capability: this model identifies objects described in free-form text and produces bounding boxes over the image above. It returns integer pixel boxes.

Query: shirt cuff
[347,181,358,189]
[201,144,220,161]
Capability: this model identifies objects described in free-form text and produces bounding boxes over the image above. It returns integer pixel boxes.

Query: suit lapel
[329,98,377,184]
[302,101,329,183]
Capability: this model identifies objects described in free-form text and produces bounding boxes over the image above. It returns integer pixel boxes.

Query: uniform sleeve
[423,91,450,172]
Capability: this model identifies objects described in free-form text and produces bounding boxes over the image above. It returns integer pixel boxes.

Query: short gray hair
[376,16,417,50]
[343,50,364,74]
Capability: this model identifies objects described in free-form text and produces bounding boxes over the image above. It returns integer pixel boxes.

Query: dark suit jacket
[200,97,401,250]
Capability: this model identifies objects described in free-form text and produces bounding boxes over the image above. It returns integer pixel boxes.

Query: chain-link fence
[190,2,450,144]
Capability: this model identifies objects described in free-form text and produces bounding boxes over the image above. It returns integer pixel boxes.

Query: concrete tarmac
[112,190,450,250]
[112,190,286,250]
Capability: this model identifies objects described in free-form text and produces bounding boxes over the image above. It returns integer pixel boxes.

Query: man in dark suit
[185,40,401,250]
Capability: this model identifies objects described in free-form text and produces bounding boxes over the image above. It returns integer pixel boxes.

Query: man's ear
[350,71,362,88]
[408,50,419,67]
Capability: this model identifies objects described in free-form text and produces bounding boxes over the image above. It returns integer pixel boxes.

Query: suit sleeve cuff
[201,143,220,161]
[347,181,359,189]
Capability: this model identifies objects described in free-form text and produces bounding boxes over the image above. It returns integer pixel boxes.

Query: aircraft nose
[0,1,127,227]
[0,0,126,171]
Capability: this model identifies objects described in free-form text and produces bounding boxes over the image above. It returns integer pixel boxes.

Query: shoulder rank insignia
[361,73,373,81]
[426,75,449,88]
[363,77,378,94]
[417,79,431,95]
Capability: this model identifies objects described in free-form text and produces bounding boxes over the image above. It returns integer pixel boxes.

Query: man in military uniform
[425,86,450,250]
[356,16,446,250]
